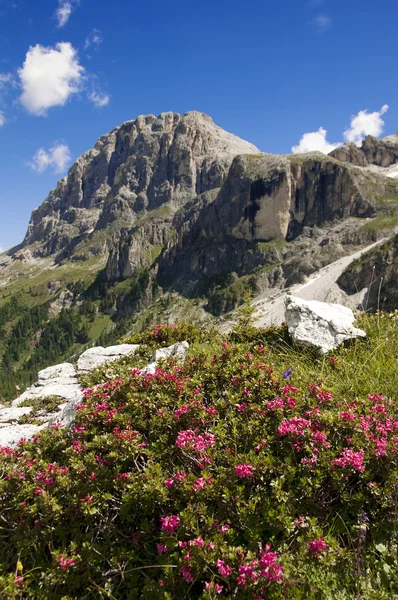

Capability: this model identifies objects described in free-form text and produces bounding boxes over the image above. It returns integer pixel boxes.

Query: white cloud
[292,127,338,154]
[88,90,109,108]
[312,14,332,32]
[343,105,389,145]
[18,42,85,116]
[55,1,73,28]
[85,29,103,51]
[292,105,390,154]
[0,72,15,89]
[0,111,5,126]
[28,142,72,174]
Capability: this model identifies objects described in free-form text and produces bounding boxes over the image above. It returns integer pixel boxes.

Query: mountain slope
[1,112,398,400]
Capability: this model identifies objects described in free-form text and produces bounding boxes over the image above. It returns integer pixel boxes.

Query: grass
[360,214,398,233]
[145,244,164,264]
[88,313,113,341]
[248,311,398,402]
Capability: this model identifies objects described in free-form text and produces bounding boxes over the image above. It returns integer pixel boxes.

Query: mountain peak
[22,111,260,257]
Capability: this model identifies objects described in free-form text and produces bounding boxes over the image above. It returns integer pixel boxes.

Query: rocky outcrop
[12,363,82,407]
[77,344,140,373]
[337,234,398,311]
[329,143,369,167]
[330,133,398,169]
[285,296,366,354]
[22,112,260,259]
[156,153,381,288]
[362,134,398,168]
[0,341,190,447]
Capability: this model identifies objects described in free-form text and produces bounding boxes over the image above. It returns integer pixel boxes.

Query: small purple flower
[283,369,293,379]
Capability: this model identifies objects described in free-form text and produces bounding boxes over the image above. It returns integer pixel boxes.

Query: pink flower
[14,575,23,586]
[332,448,365,472]
[216,559,233,577]
[174,405,189,419]
[80,494,93,503]
[160,514,181,534]
[157,543,168,555]
[180,565,193,583]
[235,464,254,478]
[308,538,328,557]
[176,430,215,453]
[205,582,223,594]
[278,417,312,437]
[164,478,174,488]
[258,546,284,581]
[214,522,230,534]
[192,536,204,548]
[57,555,76,569]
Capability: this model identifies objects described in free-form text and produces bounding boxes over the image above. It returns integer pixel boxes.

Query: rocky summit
[1,112,398,402]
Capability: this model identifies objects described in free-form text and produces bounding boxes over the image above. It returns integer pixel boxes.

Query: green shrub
[124,322,216,347]
[0,320,397,598]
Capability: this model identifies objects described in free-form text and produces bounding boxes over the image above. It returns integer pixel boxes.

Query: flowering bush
[0,317,397,598]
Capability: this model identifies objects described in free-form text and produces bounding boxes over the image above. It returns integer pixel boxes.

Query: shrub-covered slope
[0,316,397,599]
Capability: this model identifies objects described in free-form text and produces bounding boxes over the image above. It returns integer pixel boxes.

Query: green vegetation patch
[0,314,398,597]
[360,215,398,233]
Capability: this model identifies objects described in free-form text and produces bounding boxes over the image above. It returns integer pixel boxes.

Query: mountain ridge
[1,111,398,401]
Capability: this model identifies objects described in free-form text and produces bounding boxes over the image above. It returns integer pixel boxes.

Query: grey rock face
[77,344,140,373]
[337,234,398,311]
[157,153,379,287]
[284,296,366,354]
[22,111,260,258]
[329,143,369,167]
[362,134,398,168]
[330,134,398,169]
[142,342,190,374]
[152,341,189,363]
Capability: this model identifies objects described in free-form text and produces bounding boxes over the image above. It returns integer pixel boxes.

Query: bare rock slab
[0,424,46,447]
[285,296,366,355]
[38,363,76,381]
[77,344,140,374]
[143,342,190,374]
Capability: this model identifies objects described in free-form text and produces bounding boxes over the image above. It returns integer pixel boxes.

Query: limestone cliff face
[337,235,398,311]
[156,153,379,286]
[329,133,398,169]
[23,111,260,257]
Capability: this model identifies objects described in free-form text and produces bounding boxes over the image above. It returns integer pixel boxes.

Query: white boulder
[77,344,140,374]
[152,341,189,363]
[38,363,76,381]
[0,407,33,422]
[284,296,366,355]
[0,424,46,447]
[142,342,190,374]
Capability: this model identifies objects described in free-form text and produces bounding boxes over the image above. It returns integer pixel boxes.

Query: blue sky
[0,0,397,251]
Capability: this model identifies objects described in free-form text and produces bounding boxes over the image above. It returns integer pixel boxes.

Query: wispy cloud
[311,14,332,32]
[28,142,72,174]
[55,0,76,28]
[84,29,103,51]
[292,105,389,154]
[0,111,5,126]
[0,72,15,89]
[87,90,109,108]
